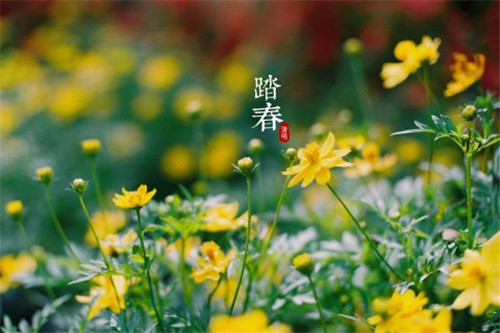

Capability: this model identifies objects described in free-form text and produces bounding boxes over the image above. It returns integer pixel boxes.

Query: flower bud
[186,100,202,122]
[71,178,88,195]
[237,157,253,172]
[292,253,314,275]
[461,105,477,122]
[81,138,101,157]
[343,38,363,55]
[248,138,264,155]
[284,148,298,162]
[440,228,460,242]
[36,166,53,185]
[5,200,23,221]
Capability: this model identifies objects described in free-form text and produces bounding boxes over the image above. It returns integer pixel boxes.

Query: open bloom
[447,231,500,315]
[113,185,156,209]
[75,275,129,319]
[0,253,36,294]
[203,202,256,232]
[190,241,236,283]
[209,310,291,333]
[381,36,440,88]
[368,289,450,333]
[344,143,398,177]
[444,53,485,97]
[282,132,352,188]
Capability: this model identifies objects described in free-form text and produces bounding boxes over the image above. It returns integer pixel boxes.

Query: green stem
[228,176,252,316]
[466,154,473,248]
[243,171,291,310]
[348,54,373,131]
[136,209,165,332]
[78,194,127,325]
[44,187,78,260]
[207,276,223,313]
[308,275,327,333]
[180,236,192,306]
[18,221,56,298]
[255,154,264,214]
[421,65,435,187]
[326,184,403,281]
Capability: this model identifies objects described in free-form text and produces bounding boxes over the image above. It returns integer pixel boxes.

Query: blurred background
[1,0,499,255]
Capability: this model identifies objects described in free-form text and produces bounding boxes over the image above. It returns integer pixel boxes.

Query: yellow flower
[337,135,365,151]
[367,289,429,333]
[345,143,398,177]
[209,310,291,333]
[132,91,163,121]
[416,36,441,65]
[81,138,101,157]
[0,253,36,293]
[292,253,314,275]
[139,56,181,90]
[381,36,440,89]
[113,185,156,210]
[190,241,236,284]
[202,131,242,179]
[216,59,255,96]
[84,210,127,246]
[160,145,196,182]
[75,275,129,319]
[203,202,255,232]
[447,231,500,315]
[102,229,137,256]
[49,83,89,121]
[5,200,23,220]
[395,139,424,164]
[174,87,213,122]
[282,132,352,188]
[410,308,452,333]
[444,53,485,97]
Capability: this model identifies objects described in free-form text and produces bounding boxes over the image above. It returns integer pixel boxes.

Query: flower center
[302,143,320,164]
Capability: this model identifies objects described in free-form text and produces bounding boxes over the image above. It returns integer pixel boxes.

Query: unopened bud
[343,38,363,55]
[81,138,101,157]
[237,157,253,172]
[5,200,23,221]
[36,166,53,185]
[292,253,314,275]
[71,178,88,195]
[248,138,264,155]
[284,148,298,162]
[461,105,477,122]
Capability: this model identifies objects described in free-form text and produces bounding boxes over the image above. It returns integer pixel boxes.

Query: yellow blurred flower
[337,135,365,151]
[113,185,156,210]
[0,51,43,90]
[0,103,20,135]
[203,202,255,232]
[106,123,144,159]
[381,36,440,88]
[160,145,197,182]
[74,52,114,93]
[5,200,23,220]
[217,59,254,96]
[132,91,163,121]
[211,277,241,306]
[84,210,127,246]
[81,138,101,157]
[283,132,352,188]
[444,53,485,97]
[102,229,137,256]
[395,139,423,164]
[202,131,242,179]
[139,56,181,90]
[190,241,236,284]
[0,253,36,293]
[447,231,500,315]
[209,310,291,333]
[49,83,89,121]
[367,289,429,332]
[345,143,397,177]
[410,308,452,333]
[36,166,53,185]
[75,275,128,319]
[174,87,213,122]
[213,93,241,120]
